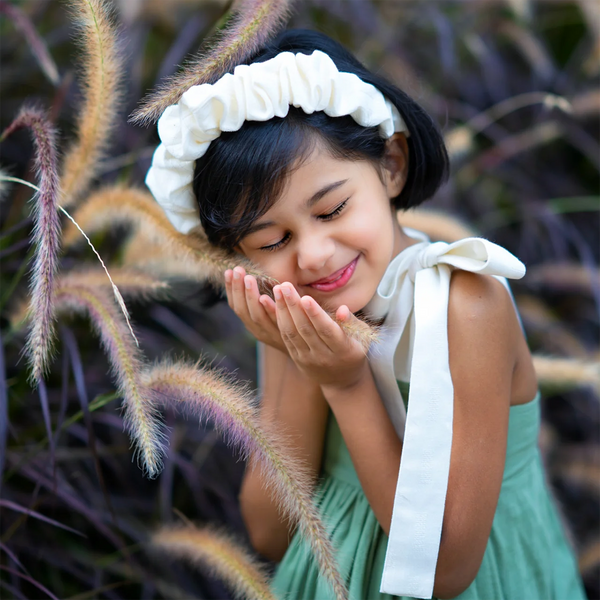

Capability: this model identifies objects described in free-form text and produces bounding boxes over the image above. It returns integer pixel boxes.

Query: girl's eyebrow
[305,179,348,208]
[244,179,349,238]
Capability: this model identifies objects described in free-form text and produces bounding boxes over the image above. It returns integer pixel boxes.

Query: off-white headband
[145,49,410,234]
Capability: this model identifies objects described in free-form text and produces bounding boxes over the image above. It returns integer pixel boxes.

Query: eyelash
[259,199,349,252]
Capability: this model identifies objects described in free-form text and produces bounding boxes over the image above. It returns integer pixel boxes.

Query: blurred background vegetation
[0,0,598,598]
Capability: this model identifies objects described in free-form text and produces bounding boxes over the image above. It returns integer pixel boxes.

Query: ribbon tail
[381,265,454,598]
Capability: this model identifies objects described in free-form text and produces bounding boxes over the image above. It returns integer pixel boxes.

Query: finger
[224,269,234,309]
[281,284,329,352]
[300,294,346,351]
[230,266,251,320]
[274,285,309,354]
[245,275,274,327]
[259,294,277,325]
[334,304,377,352]
[336,304,351,322]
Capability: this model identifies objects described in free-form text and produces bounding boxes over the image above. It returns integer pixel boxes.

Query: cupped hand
[273,282,369,391]
[224,266,288,353]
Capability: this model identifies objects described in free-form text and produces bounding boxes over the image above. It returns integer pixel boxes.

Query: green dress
[271,381,587,600]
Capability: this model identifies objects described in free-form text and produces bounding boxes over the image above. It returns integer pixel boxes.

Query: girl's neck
[391,222,420,262]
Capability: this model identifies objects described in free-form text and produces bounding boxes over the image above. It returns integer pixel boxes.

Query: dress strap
[367,236,526,598]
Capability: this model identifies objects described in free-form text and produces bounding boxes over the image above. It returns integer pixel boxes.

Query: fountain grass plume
[397,209,477,243]
[1,107,61,385]
[0,1,60,86]
[533,355,600,395]
[10,268,170,334]
[60,0,123,207]
[130,0,292,126]
[54,282,167,477]
[60,268,171,301]
[151,523,276,600]
[63,185,276,288]
[143,359,348,600]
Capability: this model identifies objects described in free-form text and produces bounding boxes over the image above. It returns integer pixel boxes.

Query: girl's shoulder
[447,270,538,406]
[447,270,518,375]
[448,270,515,326]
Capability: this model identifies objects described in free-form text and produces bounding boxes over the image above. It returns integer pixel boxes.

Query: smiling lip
[306,257,359,292]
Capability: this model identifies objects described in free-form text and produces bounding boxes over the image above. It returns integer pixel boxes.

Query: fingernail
[233,269,241,280]
[224,270,232,283]
[244,276,251,290]
[274,286,282,300]
[282,285,291,297]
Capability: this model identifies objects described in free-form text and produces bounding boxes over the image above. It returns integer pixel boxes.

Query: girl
[146,29,587,600]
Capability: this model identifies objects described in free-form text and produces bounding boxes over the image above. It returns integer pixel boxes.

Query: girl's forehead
[273,147,358,206]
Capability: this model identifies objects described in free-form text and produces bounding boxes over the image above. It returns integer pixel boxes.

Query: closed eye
[258,199,348,252]
[318,199,348,221]
[259,232,290,252]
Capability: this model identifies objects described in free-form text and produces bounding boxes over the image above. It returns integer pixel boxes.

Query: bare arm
[273,274,529,598]
[239,343,329,561]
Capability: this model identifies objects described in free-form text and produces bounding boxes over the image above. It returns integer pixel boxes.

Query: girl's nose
[297,234,336,271]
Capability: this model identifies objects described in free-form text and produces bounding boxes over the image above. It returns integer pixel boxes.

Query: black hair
[193,29,449,251]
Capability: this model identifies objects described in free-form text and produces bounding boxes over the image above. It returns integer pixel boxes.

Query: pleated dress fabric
[271,381,587,600]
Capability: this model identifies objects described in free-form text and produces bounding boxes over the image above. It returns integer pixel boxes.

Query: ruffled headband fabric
[145,49,410,234]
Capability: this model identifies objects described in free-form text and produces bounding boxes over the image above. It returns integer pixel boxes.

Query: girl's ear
[382,133,409,198]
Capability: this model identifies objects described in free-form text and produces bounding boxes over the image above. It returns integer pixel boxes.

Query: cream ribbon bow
[363,229,526,598]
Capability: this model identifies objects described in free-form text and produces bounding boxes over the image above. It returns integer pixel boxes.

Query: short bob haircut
[193,29,449,252]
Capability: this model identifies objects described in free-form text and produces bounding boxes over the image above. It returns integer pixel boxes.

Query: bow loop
[409,237,526,282]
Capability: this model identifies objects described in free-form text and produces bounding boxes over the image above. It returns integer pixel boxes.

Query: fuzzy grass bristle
[334,313,379,352]
[151,524,275,600]
[54,282,167,477]
[60,268,170,301]
[64,185,275,288]
[59,0,123,207]
[130,0,292,126]
[143,359,348,600]
[2,107,61,385]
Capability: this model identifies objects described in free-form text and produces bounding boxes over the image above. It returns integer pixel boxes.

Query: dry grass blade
[130,0,292,126]
[151,524,275,600]
[571,89,600,117]
[54,282,167,477]
[526,263,600,295]
[143,360,348,600]
[60,0,123,207]
[533,355,600,395]
[1,107,61,384]
[577,0,600,76]
[579,540,600,574]
[0,167,12,201]
[555,451,600,494]
[398,209,478,243]
[498,20,554,82]
[516,295,590,358]
[64,185,274,288]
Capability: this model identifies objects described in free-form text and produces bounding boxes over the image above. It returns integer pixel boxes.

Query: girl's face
[237,137,410,313]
